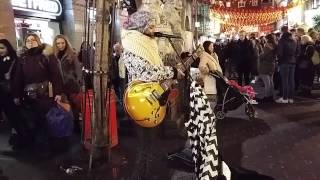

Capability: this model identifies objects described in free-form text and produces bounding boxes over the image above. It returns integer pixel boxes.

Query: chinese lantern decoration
[210,0,299,27]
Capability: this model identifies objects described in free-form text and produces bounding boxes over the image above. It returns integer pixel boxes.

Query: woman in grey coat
[258,34,277,102]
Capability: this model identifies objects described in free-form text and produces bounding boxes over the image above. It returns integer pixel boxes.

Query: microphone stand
[166,37,196,133]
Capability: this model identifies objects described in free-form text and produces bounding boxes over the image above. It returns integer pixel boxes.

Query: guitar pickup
[158,90,170,106]
[146,97,153,105]
[151,90,160,99]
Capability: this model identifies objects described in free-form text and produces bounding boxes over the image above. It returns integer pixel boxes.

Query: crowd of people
[0,29,130,156]
[209,26,320,104]
[0,33,84,155]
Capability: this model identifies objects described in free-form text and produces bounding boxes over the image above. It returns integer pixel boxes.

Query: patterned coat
[185,81,231,180]
[121,51,176,83]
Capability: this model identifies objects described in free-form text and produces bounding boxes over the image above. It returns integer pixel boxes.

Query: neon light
[11,0,62,16]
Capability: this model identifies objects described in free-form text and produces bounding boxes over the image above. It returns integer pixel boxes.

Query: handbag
[46,102,74,138]
[312,50,320,65]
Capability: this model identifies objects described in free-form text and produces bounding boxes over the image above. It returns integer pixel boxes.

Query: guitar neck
[160,56,195,91]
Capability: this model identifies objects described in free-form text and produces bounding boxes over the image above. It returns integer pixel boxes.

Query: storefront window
[14,18,60,53]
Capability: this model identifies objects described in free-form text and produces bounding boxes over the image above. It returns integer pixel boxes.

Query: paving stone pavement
[1,94,320,180]
[219,98,320,180]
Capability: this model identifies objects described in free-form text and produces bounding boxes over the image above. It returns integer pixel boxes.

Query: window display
[14,18,60,53]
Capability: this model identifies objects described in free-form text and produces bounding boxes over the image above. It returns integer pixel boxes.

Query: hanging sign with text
[11,0,62,17]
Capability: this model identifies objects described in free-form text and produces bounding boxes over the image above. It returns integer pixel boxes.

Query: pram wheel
[214,105,225,120]
[245,104,256,120]
[215,111,225,120]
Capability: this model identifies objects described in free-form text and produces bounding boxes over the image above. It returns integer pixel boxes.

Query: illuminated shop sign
[11,0,62,16]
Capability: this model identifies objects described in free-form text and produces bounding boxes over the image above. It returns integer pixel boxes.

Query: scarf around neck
[121,30,163,66]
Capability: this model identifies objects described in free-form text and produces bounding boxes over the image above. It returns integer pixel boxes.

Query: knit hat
[123,10,156,33]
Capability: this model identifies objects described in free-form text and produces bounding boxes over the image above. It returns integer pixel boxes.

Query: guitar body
[123,81,167,128]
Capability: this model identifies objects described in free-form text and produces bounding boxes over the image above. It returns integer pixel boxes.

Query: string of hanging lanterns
[220,22,275,32]
[210,1,299,27]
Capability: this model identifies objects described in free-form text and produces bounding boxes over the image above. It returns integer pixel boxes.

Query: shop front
[11,0,63,51]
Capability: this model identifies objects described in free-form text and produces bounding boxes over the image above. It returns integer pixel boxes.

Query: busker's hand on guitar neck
[175,51,200,79]
[175,63,186,79]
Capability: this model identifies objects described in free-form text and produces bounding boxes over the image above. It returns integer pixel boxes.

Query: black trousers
[21,97,54,145]
[113,78,126,119]
[130,124,159,180]
[236,67,250,86]
[0,90,26,139]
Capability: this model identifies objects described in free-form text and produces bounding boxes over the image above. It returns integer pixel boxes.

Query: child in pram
[212,72,256,120]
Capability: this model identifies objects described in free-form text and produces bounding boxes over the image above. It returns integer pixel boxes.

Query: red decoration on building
[259,23,276,33]
[211,5,294,26]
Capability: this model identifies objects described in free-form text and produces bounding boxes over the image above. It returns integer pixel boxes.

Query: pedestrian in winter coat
[236,30,255,85]
[53,34,82,132]
[258,34,277,102]
[297,35,315,96]
[110,42,126,104]
[250,36,263,79]
[224,38,239,78]
[53,35,82,95]
[78,42,94,89]
[308,30,318,43]
[275,32,299,104]
[199,41,223,109]
[12,33,63,148]
[213,40,226,74]
[0,39,27,149]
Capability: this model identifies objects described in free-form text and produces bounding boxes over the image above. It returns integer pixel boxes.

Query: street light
[195,21,201,27]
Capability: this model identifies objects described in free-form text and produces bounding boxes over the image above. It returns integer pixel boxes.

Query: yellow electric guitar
[124,80,171,128]
[124,46,203,128]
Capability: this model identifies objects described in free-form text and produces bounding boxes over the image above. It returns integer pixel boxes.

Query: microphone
[154,32,182,39]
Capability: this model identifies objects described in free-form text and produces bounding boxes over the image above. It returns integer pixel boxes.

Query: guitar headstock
[192,45,204,59]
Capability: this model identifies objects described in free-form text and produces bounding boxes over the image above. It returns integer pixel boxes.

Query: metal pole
[195,0,199,45]
[92,0,111,162]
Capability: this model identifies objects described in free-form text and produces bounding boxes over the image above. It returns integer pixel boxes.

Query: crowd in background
[208,26,320,104]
